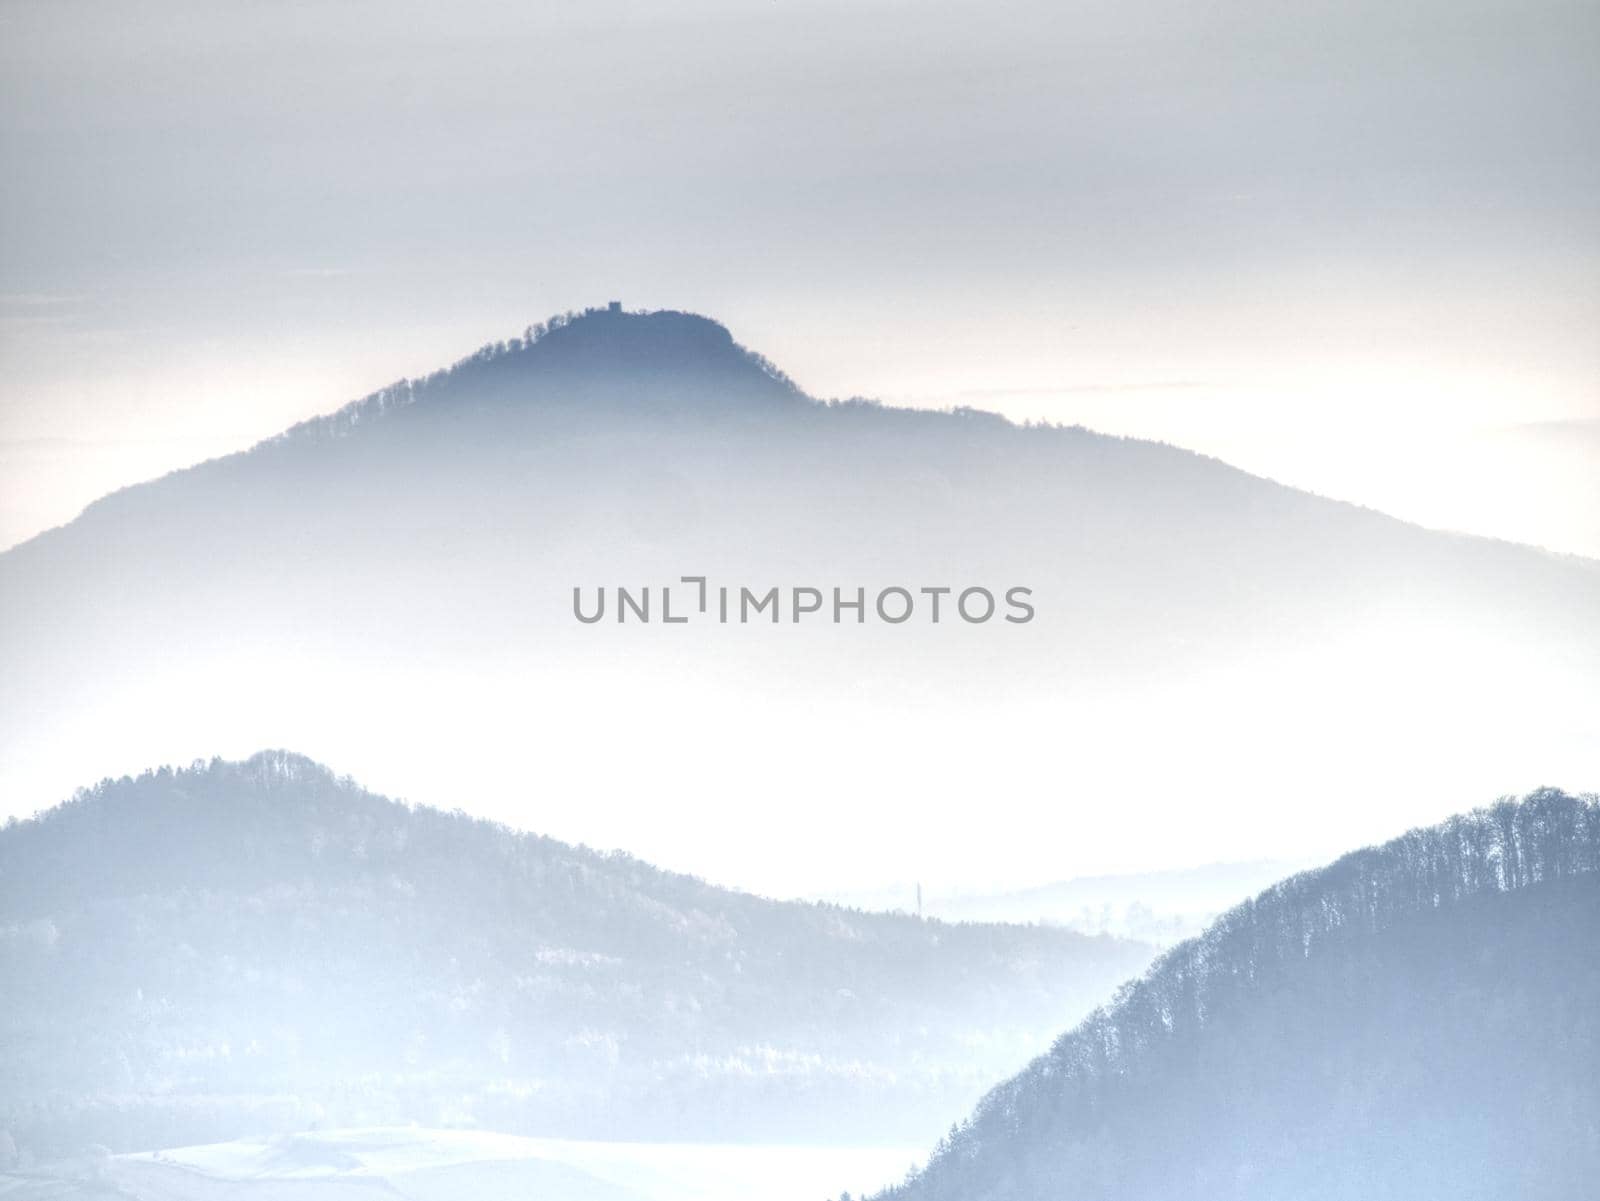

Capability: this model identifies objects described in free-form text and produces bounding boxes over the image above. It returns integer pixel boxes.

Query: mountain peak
[277,305,805,445]
[530,305,758,378]
[541,302,734,351]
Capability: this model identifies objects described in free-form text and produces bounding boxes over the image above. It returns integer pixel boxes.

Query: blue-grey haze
[2,0,1597,552]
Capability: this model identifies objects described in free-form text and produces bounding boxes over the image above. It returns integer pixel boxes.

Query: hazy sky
[2,0,1598,554]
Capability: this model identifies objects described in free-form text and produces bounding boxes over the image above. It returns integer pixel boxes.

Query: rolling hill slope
[0,752,1149,1158]
[871,788,1600,1201]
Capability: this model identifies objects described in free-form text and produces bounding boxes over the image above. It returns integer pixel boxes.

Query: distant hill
[823,860,1308,946]
[870,788,1600,1201]
[0,752,1150,1158]
[0,306,1595,893]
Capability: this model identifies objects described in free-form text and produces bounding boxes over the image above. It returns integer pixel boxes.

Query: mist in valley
[3,0,1597,1193]
[0,310,1594,1199]
[2,308,1594,901]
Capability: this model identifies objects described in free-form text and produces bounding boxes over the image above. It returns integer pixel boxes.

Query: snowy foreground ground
[0,1127,921,1200]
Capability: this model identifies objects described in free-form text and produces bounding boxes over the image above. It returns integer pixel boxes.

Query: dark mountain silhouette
[868,788,1600,1201]
[1,305,1594,891]
[9,307,1595,632]
[0,752,1151,1159]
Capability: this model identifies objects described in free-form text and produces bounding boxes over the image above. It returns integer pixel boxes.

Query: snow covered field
[47,1128,921,1201]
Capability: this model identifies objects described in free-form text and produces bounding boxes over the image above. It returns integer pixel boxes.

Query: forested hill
[871,788,1600,1201]
[0,752,1150,1157]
